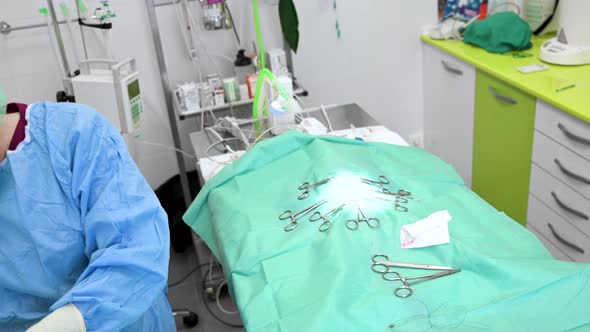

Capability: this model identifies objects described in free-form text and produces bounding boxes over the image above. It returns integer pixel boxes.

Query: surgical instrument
[346,206,380,230]
[371,254,461,298]
[373,196,409,212]
[309,202,347,232]
[298,177,335,200]
[279,199,330,232]
[376,189,415,200]
[361,175,394,194]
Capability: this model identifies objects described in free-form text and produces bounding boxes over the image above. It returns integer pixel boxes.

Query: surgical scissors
[298,177,335,200]
[309,203,347,232]
[361,175,394,194]
[279,199,330,232]
[346,206,380,230]
[371,254,461,298]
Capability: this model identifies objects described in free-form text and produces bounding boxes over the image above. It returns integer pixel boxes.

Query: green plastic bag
[184,131,590,331]
[464,12,533,53]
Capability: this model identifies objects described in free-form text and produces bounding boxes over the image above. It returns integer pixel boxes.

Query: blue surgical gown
[0,102,175,331]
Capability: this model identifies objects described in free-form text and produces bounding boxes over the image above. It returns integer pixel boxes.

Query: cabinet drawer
[533,131,590,200]
[527,224,572,261]
[535,100,590,162]
[423,44,476,187]
[528,195,590,262]
[472,70,536,225]
[530,164,590,237]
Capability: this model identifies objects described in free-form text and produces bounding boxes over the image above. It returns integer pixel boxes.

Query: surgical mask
[0,86,6,123]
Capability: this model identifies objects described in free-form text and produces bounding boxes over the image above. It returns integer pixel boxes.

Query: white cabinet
[423,44,476,187]
[528,100,590,262]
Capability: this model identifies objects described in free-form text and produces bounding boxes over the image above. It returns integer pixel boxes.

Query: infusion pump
[71,58,143,134]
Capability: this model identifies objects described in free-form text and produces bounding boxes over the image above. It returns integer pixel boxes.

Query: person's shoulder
[31,101,110,128]
[29,102,122,156]
[31,101,119,139]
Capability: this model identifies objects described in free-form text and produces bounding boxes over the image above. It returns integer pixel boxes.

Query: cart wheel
[183,313,199,328]
[56,91,68,102]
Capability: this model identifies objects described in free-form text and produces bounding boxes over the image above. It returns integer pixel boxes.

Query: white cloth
[26,304,86,332]
[400,210,452,249]
[199,151,245,182]
[298,117,328,135]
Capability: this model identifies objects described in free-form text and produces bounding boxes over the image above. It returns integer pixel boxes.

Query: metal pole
[154,0,197,8]
[47,0,73,77]
[0,19,77,34]
[75,0,89,60]
[145,0,193,208]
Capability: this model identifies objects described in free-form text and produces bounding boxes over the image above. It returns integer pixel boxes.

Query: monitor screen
[127,80,140,100]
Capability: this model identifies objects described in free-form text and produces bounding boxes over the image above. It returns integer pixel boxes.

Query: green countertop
[421,35,590,124]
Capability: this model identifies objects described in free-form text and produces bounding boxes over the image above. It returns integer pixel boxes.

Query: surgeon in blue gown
[0,99,175,331]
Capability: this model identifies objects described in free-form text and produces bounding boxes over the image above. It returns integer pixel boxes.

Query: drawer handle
[557,123,590,146]
[548,223,585,254]
[554,158,590,185]
[551,191,589,220]
[488,86,518,104]
[441,60,463,76]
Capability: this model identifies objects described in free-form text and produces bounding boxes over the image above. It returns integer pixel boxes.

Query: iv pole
[145,0,193,208]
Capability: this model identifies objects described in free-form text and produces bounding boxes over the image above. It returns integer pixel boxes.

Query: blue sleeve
[48,104,171,331]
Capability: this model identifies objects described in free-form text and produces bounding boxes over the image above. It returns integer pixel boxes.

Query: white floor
[167,245,245,332]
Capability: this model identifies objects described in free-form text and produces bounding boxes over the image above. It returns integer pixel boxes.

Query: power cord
[133,138,197,160]
[168,263,210,288]
[201,266,244,328]
[169,260,243,327]
[216,280,239,315]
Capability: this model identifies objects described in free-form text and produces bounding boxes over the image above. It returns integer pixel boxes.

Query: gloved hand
[26,304,86,332]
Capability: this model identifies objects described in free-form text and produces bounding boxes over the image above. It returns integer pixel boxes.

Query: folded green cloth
[464,12,532,53]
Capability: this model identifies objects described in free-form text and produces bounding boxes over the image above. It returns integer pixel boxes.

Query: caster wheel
[56,91,68,102]
[183,313,199,328]
[56,91,76,103]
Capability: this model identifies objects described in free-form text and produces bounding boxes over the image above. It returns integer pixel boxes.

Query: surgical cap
[0,86,6,122]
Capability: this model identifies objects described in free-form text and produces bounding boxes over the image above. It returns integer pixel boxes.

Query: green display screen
[127,80,140,100]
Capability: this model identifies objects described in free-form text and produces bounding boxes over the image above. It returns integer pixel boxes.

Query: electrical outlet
[409,133,424,148]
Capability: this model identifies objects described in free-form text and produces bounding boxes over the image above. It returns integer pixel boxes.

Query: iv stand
[47,0,73,78]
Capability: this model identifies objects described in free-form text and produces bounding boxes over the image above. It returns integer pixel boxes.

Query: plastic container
[277,75,294,97]
[214,89,225,106]
[223,78,239,102]
[269,98,295,135]
[239,84,250,100]
[488,0,524,16]
[524,0,559,35]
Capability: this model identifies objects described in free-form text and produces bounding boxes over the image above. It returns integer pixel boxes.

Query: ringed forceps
[377,189,415,201]
[371,254,461,298]
[309,203,347,232]
[298,177,335,200]
[346,205,380,230]
[374,196,409,212]
[279,199,330,232]
[361,175,394,194]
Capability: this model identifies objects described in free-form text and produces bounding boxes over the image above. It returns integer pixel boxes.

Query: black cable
[201,266,244,328]
[168,263,209,288]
